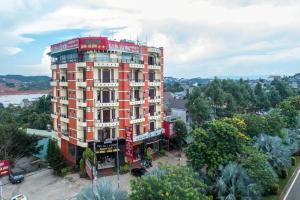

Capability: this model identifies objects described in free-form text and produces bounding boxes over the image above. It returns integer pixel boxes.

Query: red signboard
[51,38,79,53]
[85,159,93,180]
[125,127,134,162]
[79,37,108,51]
[108,40,141,54]
[163,121,175,139]
[0,159,10,176]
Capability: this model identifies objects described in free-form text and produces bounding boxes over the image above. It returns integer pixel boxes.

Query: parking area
[1,151,186,200]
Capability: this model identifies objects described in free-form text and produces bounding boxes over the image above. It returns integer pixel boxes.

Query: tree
[278,99,298,128]
[238,114,268,137]
[47,139,66,175]
[129,166,211,200]
[214,162,261,199]
[186,121,244,177]
[239,146,278,194]
[186,87,211,127]
[254,134,292,174]
[265,110,286,137]
[173,119,187,149]
[79,148,94,176]
[254,82,270,111]
[77,178,127,200]
[205,78,225,117]
[268,86,281,108]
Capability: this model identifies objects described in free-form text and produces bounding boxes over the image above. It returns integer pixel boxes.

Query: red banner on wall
[51,38,79,53]
[79,37,108,51]
[108,40,141,54]
[85,159,93,180]
[0,159,10,176]
[125,127,134,162]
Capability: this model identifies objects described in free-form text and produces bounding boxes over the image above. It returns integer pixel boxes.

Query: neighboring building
[49,37,164,170]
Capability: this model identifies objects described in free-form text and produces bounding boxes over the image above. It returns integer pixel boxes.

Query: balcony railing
[60,114,68,118]
[62,130,69,136]
[94,79,118,83]
[149,79,160,83]
[130,115,143,120]
[60,96,68,101]
[130,78,144,82]
[149,95,160,100]
[96,99,118,103]
[149,111,161,117]
[77,78,86,82]
[95,118,118,123]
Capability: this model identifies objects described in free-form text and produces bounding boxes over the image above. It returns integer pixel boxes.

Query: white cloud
[2,0,300,77]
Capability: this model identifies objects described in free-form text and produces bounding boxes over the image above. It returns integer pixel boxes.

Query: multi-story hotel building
[50,37,164,171]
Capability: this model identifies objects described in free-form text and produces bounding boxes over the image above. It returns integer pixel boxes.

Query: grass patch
[263,156,300,200]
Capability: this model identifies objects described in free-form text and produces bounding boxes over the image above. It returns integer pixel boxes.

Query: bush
[271,183,279,195]
[59,167,69,177]
[159,149,167,156]
[292,157,296,166]
[281,168,288,178]
[120,163,129,174]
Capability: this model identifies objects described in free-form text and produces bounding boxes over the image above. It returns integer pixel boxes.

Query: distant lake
[0,93,48,107]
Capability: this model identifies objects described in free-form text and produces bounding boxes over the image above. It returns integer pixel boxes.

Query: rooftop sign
[108,40,141,54]
[50,38,79,53]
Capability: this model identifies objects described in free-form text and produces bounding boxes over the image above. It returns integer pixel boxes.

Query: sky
[1,0,300,78]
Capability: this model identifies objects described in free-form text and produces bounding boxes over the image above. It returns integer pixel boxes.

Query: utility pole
[117,138,120,189]
[0,181,3,200]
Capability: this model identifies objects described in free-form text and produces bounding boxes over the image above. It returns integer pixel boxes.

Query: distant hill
[0,75,51,94]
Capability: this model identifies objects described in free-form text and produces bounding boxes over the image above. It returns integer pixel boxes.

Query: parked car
[9,172,24,184]
[131,167,148,177]
[10,194,27,200]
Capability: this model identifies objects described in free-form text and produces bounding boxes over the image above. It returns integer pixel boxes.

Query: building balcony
[148,65,161,70]
[61,130,69,141]
[94,61,119,68]
[51,112,58,119]
[77,79,87,87]
[60,81,68,87]
[60,96,68,105]
[59,63,67,69]
[148,47,161,54]
[60,114,69,123]
[130,115,145,124]
[77,99,87,107]
[149,112,161,120]
[129,79,145,87]
[94,79,119,87]
[51,65,57,70]
[77,117,87,127]
[76,62,86,68]
[95,99,119,107]
[95,119,119,128]
[148,80,161,87]
[129,63,144,69]
[149,96,161,103]
[50,81,57,86]
[129,98,145,106]
[51,96,58,102]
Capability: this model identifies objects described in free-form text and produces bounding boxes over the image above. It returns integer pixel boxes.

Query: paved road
[0,151,186,200]
[286,169,300,200]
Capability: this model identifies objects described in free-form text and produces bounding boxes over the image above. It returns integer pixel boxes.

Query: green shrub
[59,167,69,177]
[292,157,296,166]
[120,163,129,174]
[281,168,288,178]
[159,149,167,156]
[271,183,279,195]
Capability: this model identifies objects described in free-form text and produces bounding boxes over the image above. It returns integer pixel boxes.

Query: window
[102,90,110,103]
[134,89,140,100]
[97,90,101,101]
[149,88,155,99]
[150,121,155,131]
[149,71,155,82]
[102,69,110,83]
[149,105,155,116]
[68,143,75,156]
[135,124,140,135]
[135,106,140,118]
[112,128,116,139]
[112,109,116,120]
[111,90,115,101]
[103,109,110,122]
[98,128,110,142]
[134,70,139,82]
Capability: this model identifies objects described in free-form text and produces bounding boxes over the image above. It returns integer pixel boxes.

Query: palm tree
[254,134,292,172]
[76,178,127,200]
[214,162,260,200]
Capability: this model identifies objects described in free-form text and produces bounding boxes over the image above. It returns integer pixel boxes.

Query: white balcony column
[109,90,112,102]
[100,68,103,82]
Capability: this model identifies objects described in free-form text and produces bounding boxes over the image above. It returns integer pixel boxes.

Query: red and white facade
[50,37,164,167]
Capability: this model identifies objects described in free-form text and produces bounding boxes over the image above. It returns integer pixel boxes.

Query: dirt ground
[0,151,187,200]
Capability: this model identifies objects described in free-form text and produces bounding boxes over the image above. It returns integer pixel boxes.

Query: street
[0,151,186,200]
[285,169,300,200]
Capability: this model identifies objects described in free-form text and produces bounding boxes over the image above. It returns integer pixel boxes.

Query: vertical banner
[125,127,134,162]
[0,160,10,176]
[85,159,93,180]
